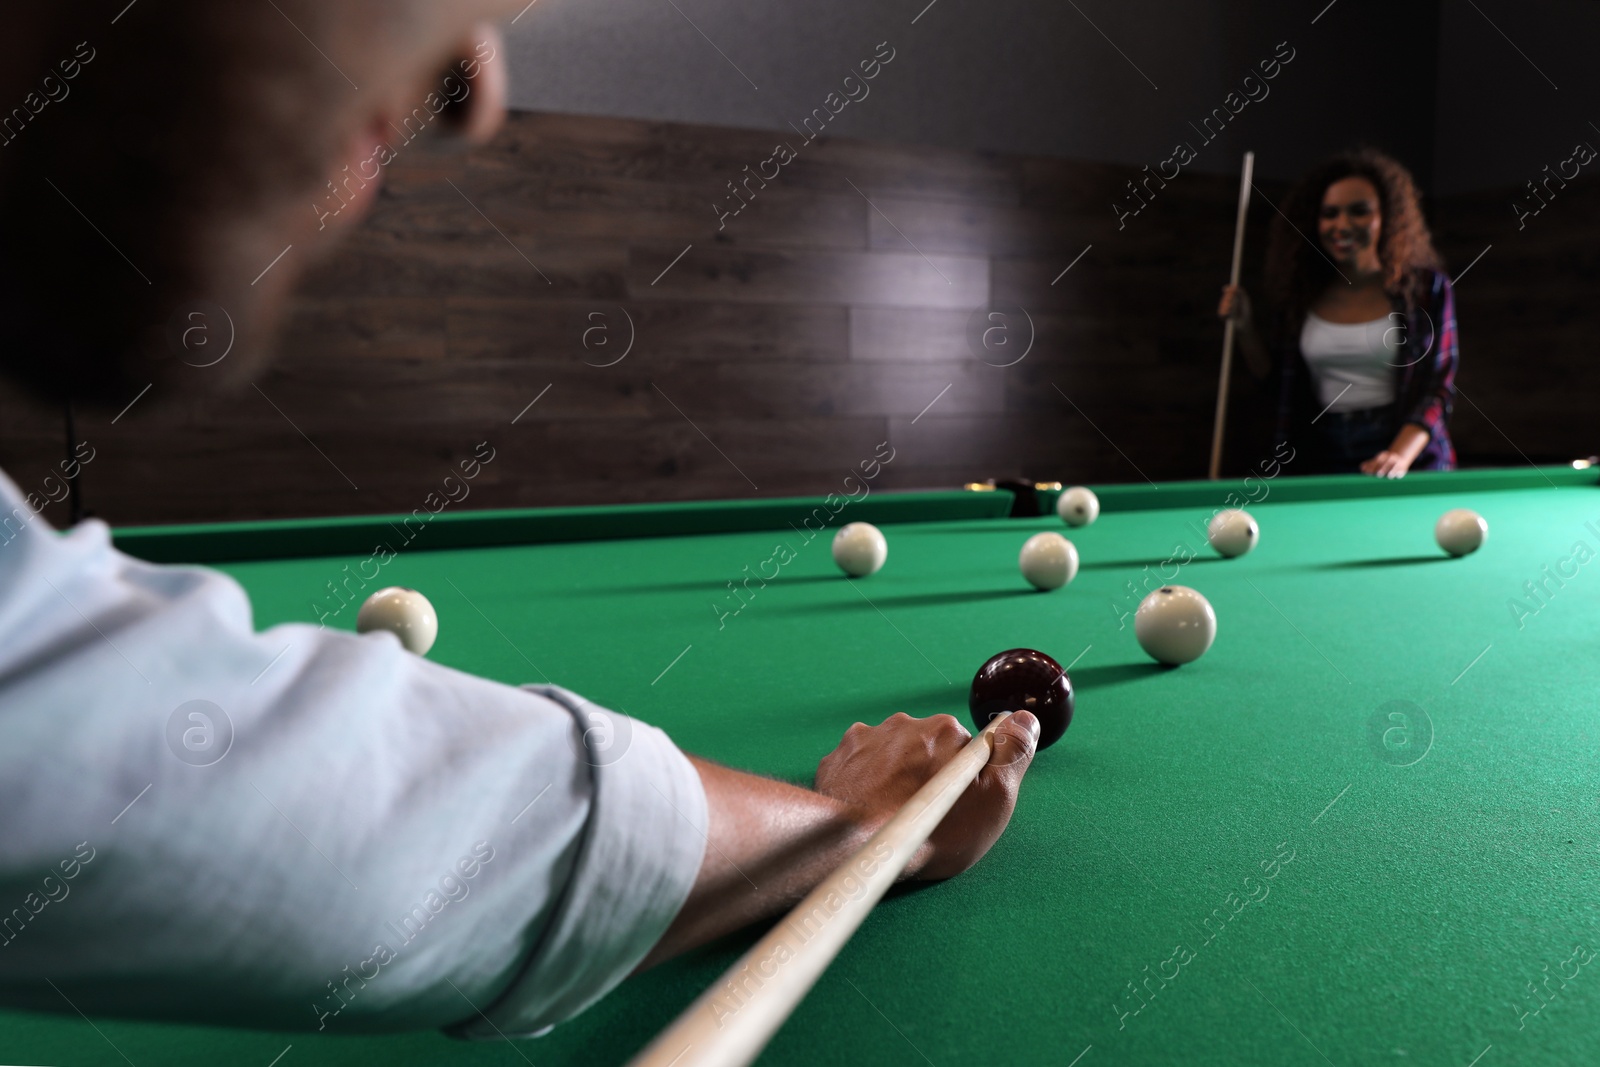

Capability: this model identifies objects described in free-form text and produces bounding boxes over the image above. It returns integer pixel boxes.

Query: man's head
[0,0,520,406]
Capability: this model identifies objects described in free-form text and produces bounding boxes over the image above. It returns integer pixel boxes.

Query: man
[0,0,1039,1039]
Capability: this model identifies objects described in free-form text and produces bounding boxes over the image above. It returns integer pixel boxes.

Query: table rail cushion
[110,489,1016,564]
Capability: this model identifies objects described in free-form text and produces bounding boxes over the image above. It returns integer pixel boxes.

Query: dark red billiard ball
[968,648,1073,750]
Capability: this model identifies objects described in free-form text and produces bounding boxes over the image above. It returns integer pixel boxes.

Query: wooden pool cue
[625,714,1013,1067]
[1207,150,1256,481]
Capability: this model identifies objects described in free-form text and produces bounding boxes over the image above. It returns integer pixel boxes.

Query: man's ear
[438,24,507,144]
[310,116,391,237]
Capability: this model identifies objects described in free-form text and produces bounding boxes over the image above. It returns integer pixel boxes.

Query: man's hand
[640,710,1040,970]
[814,711,1040,880]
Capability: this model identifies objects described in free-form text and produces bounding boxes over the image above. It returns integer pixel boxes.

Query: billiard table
[9,466,1600,1066]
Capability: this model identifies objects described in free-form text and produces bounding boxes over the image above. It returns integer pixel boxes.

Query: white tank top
[1299,312,1400,412]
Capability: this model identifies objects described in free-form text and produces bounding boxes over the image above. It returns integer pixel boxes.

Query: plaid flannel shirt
[1275,266,1458,471]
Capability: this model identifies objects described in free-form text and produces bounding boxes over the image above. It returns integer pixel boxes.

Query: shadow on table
[1312,555,1448,570]
[597,573,845,595]
[777,587,1038,613]
[863,588,1039,610]
[937,526,1053,534]
[885,877,950,903]
[1078,556,1230,570]
[1070,662,1168,689]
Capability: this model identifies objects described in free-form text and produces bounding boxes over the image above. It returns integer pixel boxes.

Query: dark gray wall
[505,0,1442,187]
[1433,0,1600,194]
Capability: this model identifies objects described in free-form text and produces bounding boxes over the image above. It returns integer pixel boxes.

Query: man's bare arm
[639,710,1040,969]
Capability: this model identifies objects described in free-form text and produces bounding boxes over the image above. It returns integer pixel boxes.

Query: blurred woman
[1219,147,1458,476]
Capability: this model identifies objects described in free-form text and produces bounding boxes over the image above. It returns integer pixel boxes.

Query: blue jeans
[1315,403,1397,473]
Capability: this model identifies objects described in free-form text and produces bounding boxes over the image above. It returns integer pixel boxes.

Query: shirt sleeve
[0,472,707,1035]
[453,685,709,1038]
[1402,270,1459,437]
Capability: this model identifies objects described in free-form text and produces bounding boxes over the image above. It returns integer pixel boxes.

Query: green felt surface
[10,470,1600,1066]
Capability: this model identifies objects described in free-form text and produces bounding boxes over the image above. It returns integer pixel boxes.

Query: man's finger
[986,710,1039,777]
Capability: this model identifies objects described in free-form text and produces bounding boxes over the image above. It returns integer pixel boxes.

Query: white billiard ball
[357,587,438,655]
[1019,531,1079,591]
[1057,486,1100,527]
[1135,585,1216,666]
[1436,508,1487,557]
[1207,509,1259,558]
[832,522,888,577]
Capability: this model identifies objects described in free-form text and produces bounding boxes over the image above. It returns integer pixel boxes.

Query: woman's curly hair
[1264,147,1442,331]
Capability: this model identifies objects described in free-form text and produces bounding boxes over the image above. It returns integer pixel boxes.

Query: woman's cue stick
[1208,150,1256,481]
[625,714,1014,1067]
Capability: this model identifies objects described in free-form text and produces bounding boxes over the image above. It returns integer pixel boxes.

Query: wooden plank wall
[0,110,1593,527]
[1429,182,1600,465]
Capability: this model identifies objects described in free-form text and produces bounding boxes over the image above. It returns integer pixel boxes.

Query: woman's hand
[1361,423,1430,479]
[1218,284,1253,324]
[1218,284,1274,378]
[1360,451,1412,478]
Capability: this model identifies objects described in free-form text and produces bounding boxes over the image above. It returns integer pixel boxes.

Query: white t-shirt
[1299,312,1400,412]
[0,469,706,1037]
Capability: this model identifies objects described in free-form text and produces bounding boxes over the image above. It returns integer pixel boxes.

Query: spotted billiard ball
[1207,509,1259,558]
[1134,585,1216,666]
[1057,486,1100,527]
